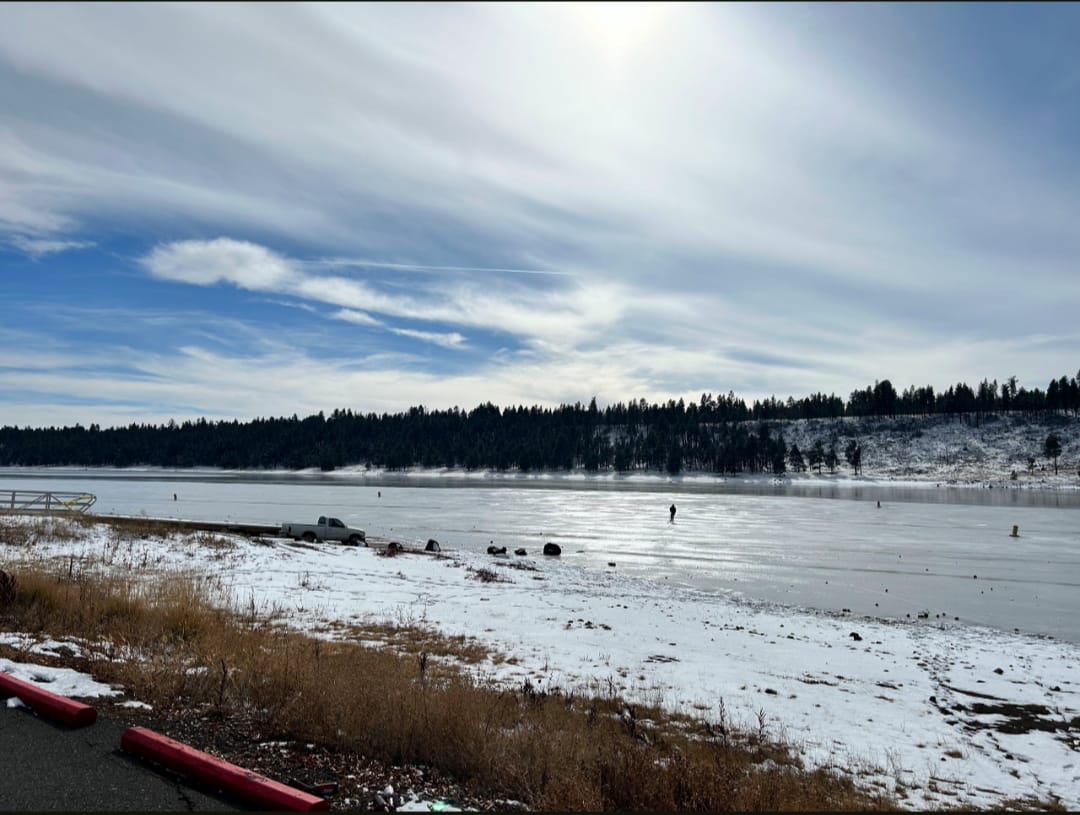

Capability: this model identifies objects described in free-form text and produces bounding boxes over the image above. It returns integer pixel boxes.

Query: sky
[2,2,1079,429]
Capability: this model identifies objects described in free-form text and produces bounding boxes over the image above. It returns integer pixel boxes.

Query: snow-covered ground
[313,411,1080,490]
[774,412,1080,489]
[2,517,1078,811]
[1,636,122,707]
[2,413,1078,809]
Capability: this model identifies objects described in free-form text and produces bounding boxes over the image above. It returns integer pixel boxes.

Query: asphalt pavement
[0,704,247,811]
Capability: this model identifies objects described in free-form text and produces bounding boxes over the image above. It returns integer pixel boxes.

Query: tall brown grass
[0,516,896,811]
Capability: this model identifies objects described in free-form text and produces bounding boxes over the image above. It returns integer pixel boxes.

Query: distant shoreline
[2,463,1078,492]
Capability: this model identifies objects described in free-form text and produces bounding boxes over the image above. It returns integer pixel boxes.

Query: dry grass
[323,618,493,667]
[0,517,898,812]
[467,565,512,584]
[0,513,87,547]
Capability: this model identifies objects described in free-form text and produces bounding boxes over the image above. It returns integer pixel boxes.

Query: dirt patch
[934,684,1079,747]
[961,701,1080,737]
[101,700,497,811]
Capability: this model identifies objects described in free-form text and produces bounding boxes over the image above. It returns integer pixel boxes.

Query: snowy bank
[3,520,1078,810]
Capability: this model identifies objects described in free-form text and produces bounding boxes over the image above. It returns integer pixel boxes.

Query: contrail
[303,258,573,276]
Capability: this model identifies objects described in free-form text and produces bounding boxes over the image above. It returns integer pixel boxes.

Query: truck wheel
[348,535,362,546]
[302,532,316,543]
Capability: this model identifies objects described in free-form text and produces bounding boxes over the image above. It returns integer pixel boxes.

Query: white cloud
[330,307,470,349]
[331,308,381,327]
[3,307,1076,430]
[2,2,1077,307]
[142,238,296,289]
[139,238,628,350]
[390,328,466,349]
[307,258,567,276]
[9,236,94,257]
[2,4,1080,426]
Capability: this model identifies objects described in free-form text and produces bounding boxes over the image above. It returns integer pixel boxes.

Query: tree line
[0,372,1076,474]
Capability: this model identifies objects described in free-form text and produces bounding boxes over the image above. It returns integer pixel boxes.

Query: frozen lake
[3,468,1078,643]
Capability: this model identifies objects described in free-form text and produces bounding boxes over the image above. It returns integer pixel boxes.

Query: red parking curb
[120,726,330,811]
[0,671,97,726]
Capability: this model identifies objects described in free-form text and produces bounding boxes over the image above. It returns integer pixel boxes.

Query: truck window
[330,518,344,527]
[318,516,327,525]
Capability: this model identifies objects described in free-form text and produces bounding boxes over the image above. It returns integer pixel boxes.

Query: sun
[562,2,674,70]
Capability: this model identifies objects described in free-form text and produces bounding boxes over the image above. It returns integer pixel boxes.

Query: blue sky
[2,2,1079,429]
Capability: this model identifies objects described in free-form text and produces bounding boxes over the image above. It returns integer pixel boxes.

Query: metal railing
[0,490,97,514]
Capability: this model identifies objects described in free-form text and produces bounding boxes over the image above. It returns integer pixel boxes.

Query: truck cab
[280,516,366,545]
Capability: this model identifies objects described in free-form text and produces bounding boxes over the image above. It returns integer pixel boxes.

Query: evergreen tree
[788,443,806,473]
[771,436,787,475]
[844,440,862,476]
[666,438,683,476]
[2,369,1077,472]
[1044,433,1062,475]
[825,444,839,474]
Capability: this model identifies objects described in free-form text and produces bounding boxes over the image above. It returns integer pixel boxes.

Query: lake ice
[4,469,1078,642]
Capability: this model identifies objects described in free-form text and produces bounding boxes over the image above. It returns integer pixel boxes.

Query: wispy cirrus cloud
[3,3,1080,427]
[140,237,625,351]
[329,309,465,349]
[389,328,466,349]
[307,258,570,277]
[331,308,381,327]
[7,235,94,257]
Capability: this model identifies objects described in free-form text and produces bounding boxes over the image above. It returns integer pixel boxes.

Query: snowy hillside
[760,412,1080,489]
[329,412,1080,492]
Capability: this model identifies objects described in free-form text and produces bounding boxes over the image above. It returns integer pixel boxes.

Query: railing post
[0,490,95,516]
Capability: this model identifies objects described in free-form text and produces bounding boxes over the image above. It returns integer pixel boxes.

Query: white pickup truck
[279,516,366,545]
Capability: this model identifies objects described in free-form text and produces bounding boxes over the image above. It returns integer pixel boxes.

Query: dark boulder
[543,542,561,556]
[425,539,441,552]
[487,545,507,555]
[514,548,527,556]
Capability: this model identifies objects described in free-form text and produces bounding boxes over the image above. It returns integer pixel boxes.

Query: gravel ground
[1,642,508,812]
[99,696,509,812]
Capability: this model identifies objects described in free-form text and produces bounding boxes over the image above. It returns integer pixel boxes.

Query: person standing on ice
[669,503,677,523]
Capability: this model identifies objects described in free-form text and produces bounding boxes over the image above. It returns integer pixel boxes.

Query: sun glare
[562,2,673,70]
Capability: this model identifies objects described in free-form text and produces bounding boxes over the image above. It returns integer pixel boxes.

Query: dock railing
[0,490,97,515]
